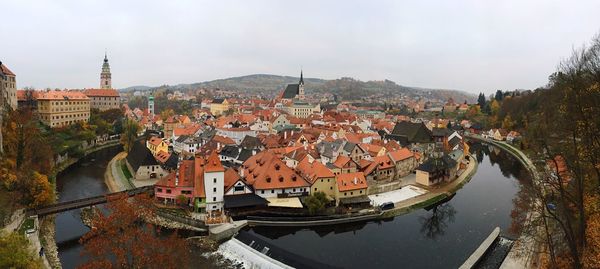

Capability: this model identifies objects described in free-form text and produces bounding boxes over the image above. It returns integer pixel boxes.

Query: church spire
[299,69,304,85]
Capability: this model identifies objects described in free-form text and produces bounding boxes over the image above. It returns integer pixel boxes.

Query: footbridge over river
[26,186,154,217]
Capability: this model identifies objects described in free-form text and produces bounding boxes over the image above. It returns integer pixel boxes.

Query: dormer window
[266,176,271,183]
[278,176,284,182]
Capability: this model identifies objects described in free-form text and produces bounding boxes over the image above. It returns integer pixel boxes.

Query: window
[271,190,274,193]
[234,186,244,192]
[213,178,216,183]
[213,197,216,202]
[213,187,216,193]
[157,188,162,193]
[314,188,318,192]
[166,189,171,194]
[351,192,353,195]
[344,192,347,196]
[261,190,265,194]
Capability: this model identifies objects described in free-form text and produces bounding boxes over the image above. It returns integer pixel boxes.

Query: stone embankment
[380,156,478,218]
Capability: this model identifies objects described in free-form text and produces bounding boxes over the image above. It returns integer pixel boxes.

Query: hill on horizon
[119,74,476,102]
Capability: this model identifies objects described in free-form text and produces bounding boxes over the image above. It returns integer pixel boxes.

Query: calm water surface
[240,143,532,269]
[55,143,531,269]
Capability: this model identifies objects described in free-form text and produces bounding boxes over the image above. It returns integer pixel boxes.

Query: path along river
[54,142,532,268]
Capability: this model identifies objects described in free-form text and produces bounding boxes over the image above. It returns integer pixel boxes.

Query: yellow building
[296,157,336,198]
[146,136,169,156]
[334,172,368,205]
[210,98,230,116]
[36,90,90,128]
[286,102,320,118]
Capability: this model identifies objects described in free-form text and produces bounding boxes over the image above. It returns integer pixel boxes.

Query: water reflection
[239,142,534,268]
[419,202,457,239]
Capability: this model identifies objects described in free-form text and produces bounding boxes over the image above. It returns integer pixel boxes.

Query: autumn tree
[501,114,514,130]
[520,33,600,268]
[160,108,175,121]
[0,231,44,269]
[26,172,54,208]
[120,118,140,153]
[79,193,189,269]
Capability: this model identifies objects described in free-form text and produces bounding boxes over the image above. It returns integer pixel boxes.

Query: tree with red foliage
[79,193,189,269]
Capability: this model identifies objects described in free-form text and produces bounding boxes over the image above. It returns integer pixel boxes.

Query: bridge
[27,186,154,217]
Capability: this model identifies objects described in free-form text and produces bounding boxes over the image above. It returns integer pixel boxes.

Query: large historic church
[277,71,320,118]
[280,70,306,102]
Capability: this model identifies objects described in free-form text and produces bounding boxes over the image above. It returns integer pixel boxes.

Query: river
[54,142,532,269]
[235,142,532,268]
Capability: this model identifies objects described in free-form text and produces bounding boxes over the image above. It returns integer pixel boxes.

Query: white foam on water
[214,238,294,269]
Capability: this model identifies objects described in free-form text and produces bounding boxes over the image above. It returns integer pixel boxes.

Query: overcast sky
[2,1,600,94]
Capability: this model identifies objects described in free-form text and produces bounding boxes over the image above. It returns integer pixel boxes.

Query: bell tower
[298,69,305,100]
[100,52,112,89]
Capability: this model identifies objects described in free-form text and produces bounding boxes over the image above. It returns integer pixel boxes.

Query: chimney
[291,130,294,136]
[353,177,357,185]
[284,131,287,140]
[240,168,244,177]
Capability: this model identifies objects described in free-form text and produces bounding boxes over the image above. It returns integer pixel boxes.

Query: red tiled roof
[193,157,206,198]
[205,151,225,173]
[242,151,309,190]
[296,157,335,184]
[83,88,120,97]
[155,150,171,163]
[389,148,414,162]
[155,160,195,188]
[333,156,355,169]
[0,63,15,76]
[148,137,165,147]
[173,124,201,137]
[336,172,368,192]
[224,168,243,192]
[36,90,90,100]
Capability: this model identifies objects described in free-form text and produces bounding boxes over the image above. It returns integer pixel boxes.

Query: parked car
[380,202,395,211]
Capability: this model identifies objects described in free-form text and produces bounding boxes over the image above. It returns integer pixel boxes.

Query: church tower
[298,70,305,100]
[100,53,112,89]
[148,93,155,117]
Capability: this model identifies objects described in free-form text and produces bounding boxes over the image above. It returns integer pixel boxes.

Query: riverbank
[104,151,132,192]
[40,141,121,269]
[380,154,478,218]
[465,134,541,269]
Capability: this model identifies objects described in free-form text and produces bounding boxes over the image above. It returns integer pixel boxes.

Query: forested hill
[120,74,476,102]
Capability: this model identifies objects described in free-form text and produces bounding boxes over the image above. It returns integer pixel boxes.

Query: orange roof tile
[242,151,309,190]
[36,90,90,100]
[224,168,243,192]
[205,151,225,173]
[0,63,15,76]
[336,172,368,192]
[296,158,335,184]
[193,157,206,198]
[389,148,414,162]
[83,88,120,97]
[155,160,194,188]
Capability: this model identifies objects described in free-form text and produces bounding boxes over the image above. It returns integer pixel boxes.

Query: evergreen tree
[494,90,504,101]
[477,93,486,108]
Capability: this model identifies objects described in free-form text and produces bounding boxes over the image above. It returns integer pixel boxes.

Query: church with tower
[280,70,306,102]
[278,70,320,118]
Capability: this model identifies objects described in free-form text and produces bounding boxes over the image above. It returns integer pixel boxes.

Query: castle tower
[148,94,154,116]
[100,53,112,89]
[298,70,305,100]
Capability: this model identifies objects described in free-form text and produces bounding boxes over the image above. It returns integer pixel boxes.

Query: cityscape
[1,1,600,269]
